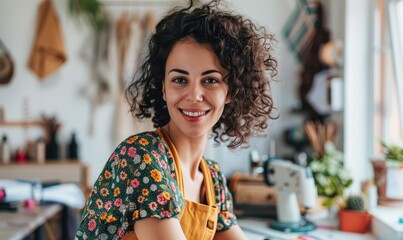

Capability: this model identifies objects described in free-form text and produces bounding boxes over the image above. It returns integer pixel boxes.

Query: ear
[162,82,166,101]
[225,95,231,104]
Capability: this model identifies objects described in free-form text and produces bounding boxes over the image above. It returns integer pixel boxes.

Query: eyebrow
[168,68,223,76]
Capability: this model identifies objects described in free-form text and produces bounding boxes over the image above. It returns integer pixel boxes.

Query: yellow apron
[122,129,218,240]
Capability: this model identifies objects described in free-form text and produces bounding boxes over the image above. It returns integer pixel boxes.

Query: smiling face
[163,38,230,139]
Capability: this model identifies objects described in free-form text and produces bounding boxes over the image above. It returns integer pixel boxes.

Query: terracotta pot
[372,160,387,197]
[338,210,371,233]
[372,159,403,207]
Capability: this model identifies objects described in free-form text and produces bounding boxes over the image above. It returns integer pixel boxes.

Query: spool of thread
[24,199,36,209]
[0,188,6,200]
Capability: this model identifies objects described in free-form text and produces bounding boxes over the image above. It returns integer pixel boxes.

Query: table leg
[62,206,69,240]
[33,225,45,240]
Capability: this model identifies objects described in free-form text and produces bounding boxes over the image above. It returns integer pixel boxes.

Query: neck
[162,124,208,180]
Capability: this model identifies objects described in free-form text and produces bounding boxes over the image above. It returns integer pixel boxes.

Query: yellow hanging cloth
[28,0,67,79]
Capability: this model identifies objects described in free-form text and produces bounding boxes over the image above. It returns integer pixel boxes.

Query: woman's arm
[134,217,187,240]
[214,225,248,240]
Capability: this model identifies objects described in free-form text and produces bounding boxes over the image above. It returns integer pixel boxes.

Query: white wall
[204,0,301,177]
[210,0,347,176]
[0,0,343,184]
[0,0,181,183]
[343,0,373,192]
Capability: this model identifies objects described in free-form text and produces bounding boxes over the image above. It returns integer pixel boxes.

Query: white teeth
[182,110,206,117]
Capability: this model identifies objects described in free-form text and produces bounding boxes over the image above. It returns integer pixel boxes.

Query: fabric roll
[80,17,113,135]
[28,0,67,79]
[114,13,154,145]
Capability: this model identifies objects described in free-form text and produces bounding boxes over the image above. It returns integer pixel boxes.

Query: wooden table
[0,204,62,240]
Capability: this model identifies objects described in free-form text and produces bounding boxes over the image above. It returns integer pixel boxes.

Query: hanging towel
[28,0,67,79]
[283,0,319,62]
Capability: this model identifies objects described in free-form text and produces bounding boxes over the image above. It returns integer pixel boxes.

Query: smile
[182,110,208,117]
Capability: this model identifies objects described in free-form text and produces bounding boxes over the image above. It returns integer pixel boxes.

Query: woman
[75,0,277,239]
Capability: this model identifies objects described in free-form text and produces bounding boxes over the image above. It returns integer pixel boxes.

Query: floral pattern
[75,131,237,239]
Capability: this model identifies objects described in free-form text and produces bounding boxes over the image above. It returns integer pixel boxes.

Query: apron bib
[122,129,218,240]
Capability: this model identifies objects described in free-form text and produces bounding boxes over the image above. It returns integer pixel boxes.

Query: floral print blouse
[74,131,237,239]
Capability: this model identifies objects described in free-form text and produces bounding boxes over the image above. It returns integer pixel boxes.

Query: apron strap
[156,128,217,206]
[156,128,185,196]
[200,158,217,206]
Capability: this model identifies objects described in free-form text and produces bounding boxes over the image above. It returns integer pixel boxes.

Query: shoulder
[110,131,176,182]
[204,158,220,173]
[89,131,176,202]
[117,131,166,153]
[100,131,171,179]
[204,158,228,195]
[108,131,172,167]
[76,131,183,238]
[204,158,225,180]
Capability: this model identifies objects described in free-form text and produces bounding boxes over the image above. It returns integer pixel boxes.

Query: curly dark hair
[126,0,278,149]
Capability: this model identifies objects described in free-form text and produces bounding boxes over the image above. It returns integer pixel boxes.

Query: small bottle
[0,107,4,122]
[16,147,28,164]
[0,135,10,164]
[46,132,59,160]
[68,132,78,160]
[36,137,46,164]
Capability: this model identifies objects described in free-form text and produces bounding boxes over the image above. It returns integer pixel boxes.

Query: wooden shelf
[0,120,48,141]
[0,160,80,166]
[0,161,89,193]
[0,121,43,127]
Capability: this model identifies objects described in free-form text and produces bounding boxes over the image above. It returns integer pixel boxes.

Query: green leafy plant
[68,0,107,31]
[309,142,353,207]
[381,141,403,165]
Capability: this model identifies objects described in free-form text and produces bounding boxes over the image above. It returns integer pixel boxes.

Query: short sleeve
[75,132,184,239]
[205,160,238,232]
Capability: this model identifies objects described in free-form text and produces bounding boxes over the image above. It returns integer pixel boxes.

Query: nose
[186,83,204,103]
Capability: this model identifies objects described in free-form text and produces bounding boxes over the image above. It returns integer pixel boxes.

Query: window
[372,0,403,155]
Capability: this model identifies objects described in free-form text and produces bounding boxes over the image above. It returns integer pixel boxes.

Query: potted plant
[309,142,353,208]
[339,195,371,233]
[382,141,403,164]
[372,141,403,206]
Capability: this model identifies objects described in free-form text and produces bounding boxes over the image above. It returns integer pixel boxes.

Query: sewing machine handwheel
[263,158,275,186]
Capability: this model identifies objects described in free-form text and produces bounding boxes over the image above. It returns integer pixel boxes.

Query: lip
[179,108,210,122]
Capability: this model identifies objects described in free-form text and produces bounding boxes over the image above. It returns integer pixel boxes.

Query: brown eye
[173,77,187,84]
[203,78,218,84]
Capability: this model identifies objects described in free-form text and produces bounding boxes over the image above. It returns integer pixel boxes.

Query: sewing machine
[263,159,317,232]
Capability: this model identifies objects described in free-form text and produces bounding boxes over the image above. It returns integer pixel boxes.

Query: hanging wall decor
[0,39,14,85]
[28,0,67,79]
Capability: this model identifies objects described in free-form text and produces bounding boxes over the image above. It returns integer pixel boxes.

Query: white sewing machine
[263,159,317,232]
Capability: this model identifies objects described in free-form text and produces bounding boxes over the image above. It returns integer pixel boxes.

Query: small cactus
[346,195,364,211]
